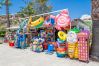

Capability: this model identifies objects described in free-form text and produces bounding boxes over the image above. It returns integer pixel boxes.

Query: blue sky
[0,0,91,19]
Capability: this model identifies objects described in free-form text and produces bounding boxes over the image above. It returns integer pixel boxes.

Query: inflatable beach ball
[67,31,77,44]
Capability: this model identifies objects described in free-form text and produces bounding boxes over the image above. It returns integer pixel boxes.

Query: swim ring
[57,38,65,43]
[58,31,67,41]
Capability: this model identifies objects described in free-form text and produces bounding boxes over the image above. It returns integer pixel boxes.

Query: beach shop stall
[9,9,92,62]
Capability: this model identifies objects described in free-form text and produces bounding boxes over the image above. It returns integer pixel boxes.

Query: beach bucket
[43,42,48,50]
[43,44,48,50]
[56,47,66,58]
[9,41,14,47]
[48,44,54,51]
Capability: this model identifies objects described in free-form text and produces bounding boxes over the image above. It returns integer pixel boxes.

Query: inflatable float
[67,31,77,58]
[44,15,55,27]
[55,9,71,30]
[29,17,44,28]
[58,31,67,41]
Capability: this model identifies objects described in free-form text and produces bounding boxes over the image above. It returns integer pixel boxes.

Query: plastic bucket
[9,42,14,47]
[48,44,54,51]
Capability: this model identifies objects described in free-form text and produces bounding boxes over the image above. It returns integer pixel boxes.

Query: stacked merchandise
[56,31,67,58]
[31,37,44,52]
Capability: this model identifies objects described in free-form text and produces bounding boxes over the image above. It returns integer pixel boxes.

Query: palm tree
[0,0,11,28]
[18,0,52,17]
[17,2,35,17]
[91,0,99,61]
[33,0,52,14]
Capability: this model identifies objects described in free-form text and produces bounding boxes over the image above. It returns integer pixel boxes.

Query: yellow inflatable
[68,42,78,59]
[68,43,75,58]
[58,31,67,41]
[30,17,44,27]
[74,43,78,58]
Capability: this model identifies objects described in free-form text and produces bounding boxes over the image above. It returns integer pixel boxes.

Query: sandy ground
[0,43,99,66]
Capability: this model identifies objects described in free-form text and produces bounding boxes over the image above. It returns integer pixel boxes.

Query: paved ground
[0,44,99,66]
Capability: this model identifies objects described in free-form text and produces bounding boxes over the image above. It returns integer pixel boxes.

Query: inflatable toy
[30,17,44,28]
[68,43,75,58]
[43,41,48,50]
[57,38,65,44]
[78,30,90,62]
[71,27,80,33]
[55,9,71,30]
[15,32,27,49]
[74,42,78,58]
[31,37,44,52]
[44,15,55,27]
[58,31,67,41]
[67,30,77,58]
[40,30,46,38]
[67,31,77,44]
[56,47,66,58]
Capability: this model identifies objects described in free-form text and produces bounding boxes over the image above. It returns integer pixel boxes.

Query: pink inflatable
[44,15,55,27]
[55,9,71,30]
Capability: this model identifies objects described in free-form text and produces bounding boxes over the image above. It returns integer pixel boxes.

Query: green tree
[17,2,35,17]
[33,0,52,14]
[18,0,52,17]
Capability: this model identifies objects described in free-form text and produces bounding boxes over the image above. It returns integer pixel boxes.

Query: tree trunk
[6,0,10,28]
[91,0,99,61]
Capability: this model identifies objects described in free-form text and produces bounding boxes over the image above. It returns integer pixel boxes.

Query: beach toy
[48,44,54,51]
[74,42,78,58]
[46,44,54,54]
[40,30,46,38]
[30,17,44,28]
[67,31,77,58]
[71,27,80,33]
[56,47,66,58]
[68,43,75,58]
[55,9,71,30]
[77,30,90,62]
[44,15,55,27]
[58,31,67,41]
[31,37,44,52]
[67,31,77,44]
[57,38,65,44]
[43,42,48,50]
[9,41,14,47]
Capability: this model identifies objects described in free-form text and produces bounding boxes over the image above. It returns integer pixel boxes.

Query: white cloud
[80,14,91,20]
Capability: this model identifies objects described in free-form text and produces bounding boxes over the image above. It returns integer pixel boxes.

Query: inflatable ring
[57,38,64,43]
[58,31,66,41]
